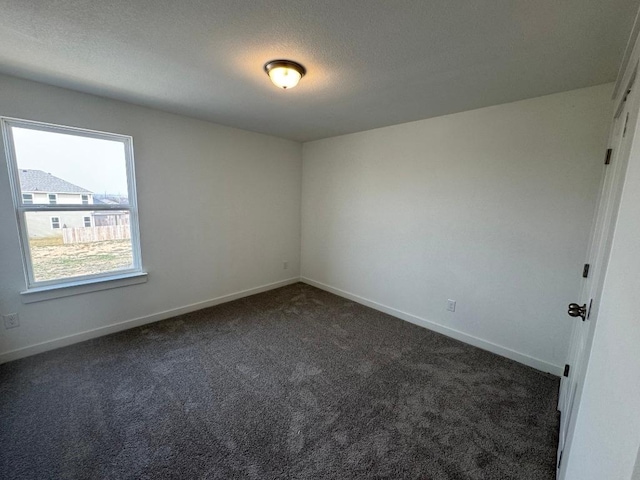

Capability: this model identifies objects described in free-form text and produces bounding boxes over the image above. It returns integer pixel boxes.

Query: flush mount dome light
[264,59,306,89]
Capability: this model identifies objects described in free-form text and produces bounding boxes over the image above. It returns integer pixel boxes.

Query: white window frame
[83,216,92,227]
[82,194,89,205]
[51,216,61,229]
[1,117,145,297]
[22,193,33,204]
[48,193,57,205]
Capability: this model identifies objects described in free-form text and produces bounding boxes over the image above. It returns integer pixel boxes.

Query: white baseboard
[2,275,563,377]
[0,277,300,364]
[300,277,563,377]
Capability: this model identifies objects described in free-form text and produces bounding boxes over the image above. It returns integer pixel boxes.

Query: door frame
[557,66,640,476]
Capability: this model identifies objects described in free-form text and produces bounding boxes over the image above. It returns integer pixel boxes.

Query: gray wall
[301,84,612,373]
[0,74,302,359]
[0,74,614,378]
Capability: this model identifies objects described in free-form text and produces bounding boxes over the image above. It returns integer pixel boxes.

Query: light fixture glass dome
[264,60,306,89]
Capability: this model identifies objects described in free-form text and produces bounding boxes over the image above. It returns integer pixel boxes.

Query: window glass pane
[4,119,141,288]
[11,127,130,206]
[25,211,133,282]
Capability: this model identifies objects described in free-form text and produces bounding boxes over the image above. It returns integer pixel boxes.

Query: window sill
[20,272,148,304]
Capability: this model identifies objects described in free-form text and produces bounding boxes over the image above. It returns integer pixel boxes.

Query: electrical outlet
[3,313,19,329]
[283,261,289,270]
[446,300,456,312]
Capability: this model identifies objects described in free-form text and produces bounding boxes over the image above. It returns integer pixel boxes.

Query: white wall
[0,74,302,360]
[301,85,612,373]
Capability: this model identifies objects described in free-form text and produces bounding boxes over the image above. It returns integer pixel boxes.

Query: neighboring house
[19,169,94,237]
[92,195,130,227]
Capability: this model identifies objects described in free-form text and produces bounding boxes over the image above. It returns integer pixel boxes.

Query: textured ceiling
[0,1,637,142]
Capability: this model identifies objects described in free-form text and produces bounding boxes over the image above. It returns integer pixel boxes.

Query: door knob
[568,303,587,321]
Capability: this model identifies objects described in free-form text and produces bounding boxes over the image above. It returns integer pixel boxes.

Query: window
[2,117,144,293]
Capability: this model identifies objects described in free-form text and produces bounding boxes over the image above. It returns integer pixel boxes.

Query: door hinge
[563,364,570,377]
[604,148,612,165]
[624,112,630,137]
[582,264,590,278]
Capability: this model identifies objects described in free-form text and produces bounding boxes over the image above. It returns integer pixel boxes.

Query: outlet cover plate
[3,313,19,329]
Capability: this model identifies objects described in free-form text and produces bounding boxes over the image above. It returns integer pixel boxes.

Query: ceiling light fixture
[264,60,306,90]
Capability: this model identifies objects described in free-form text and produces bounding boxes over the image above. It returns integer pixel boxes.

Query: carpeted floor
[0,283,560,479]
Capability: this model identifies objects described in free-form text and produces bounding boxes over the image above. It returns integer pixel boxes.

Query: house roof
[19,169,92,194]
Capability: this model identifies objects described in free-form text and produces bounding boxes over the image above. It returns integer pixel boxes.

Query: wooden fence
[62,225,131,244]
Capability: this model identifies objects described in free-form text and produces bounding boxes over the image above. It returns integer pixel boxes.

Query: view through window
[2,118,142,287]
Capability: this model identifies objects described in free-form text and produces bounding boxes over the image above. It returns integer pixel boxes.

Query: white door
[557,77,640,472]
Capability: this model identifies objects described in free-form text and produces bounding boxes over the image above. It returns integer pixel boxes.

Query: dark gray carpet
[0,283,559,479]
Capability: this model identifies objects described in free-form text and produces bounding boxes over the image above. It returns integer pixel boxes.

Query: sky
[12,127,129,196]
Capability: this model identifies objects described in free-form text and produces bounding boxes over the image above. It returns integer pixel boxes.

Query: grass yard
[29,237,133,282]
